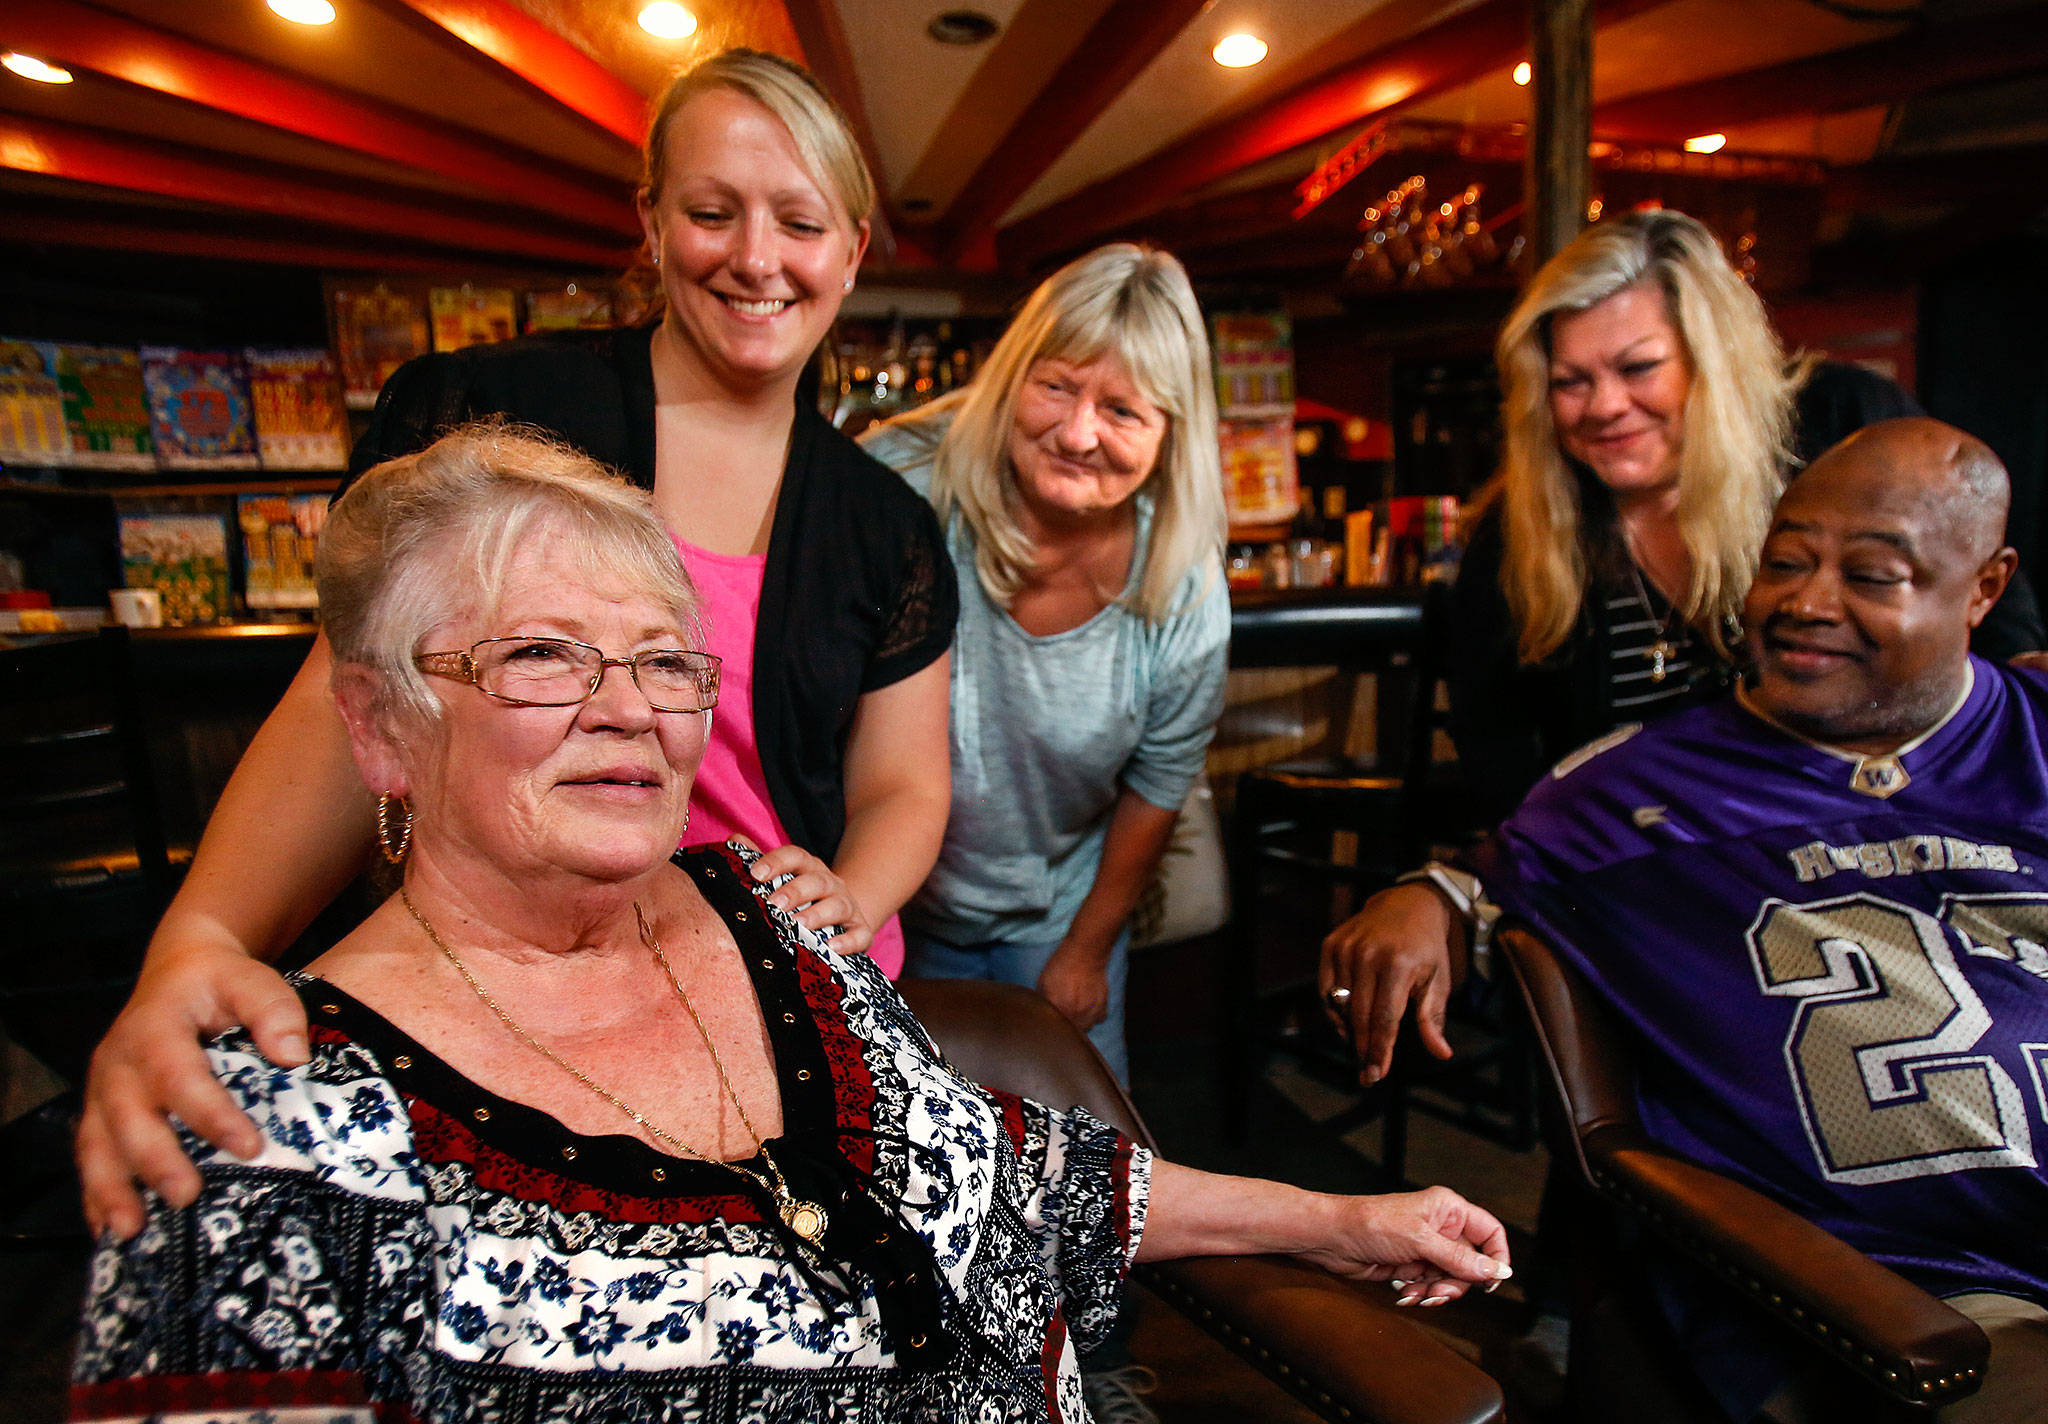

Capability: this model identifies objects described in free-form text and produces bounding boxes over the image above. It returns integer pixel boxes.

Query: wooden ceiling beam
[932,0,1210,264]
[0,209,582,275]
[1102,178,1306,257]
[998,0,1665,271]
[1824,141,2048,214]
[0,114,635,268]
[367,0,647,154]
[8,0,639,238]
[781,0,897,256]
[1594,4,2048,140]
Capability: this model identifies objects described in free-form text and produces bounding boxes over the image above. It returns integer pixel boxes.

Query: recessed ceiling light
[268,0,337,24]
[1684,132,1727,154]
[1212,33,1268,68]
[1512,61,1531,86]
[928,10,999,45]
[638,2,697,39]
[2,52,73,83]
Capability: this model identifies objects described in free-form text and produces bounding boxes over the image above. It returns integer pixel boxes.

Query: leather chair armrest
[1584,1124,1989,1408]
[897,978,1147,1139]
[902,978,1506,1422]
[1495,925,1639,1169]
[1138,1255,1504,1424]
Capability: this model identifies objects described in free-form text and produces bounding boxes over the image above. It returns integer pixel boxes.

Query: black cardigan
[346,326,958,862]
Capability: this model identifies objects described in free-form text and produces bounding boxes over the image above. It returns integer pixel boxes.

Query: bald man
[1326,420,2048,1420]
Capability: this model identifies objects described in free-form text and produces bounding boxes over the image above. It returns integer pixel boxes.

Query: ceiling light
[3,52,74,83]
[1684,132,1727,154]
[639,2,697,39]
[1513,61,1531,85]
[268,0,337,24]
[928,10,998,44]
[1212,33,1268,68]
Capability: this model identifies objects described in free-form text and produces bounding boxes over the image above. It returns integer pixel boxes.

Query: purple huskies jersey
[1475,657,2048,1309]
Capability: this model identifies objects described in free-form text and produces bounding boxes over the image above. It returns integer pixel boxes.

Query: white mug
[109,587,163,629]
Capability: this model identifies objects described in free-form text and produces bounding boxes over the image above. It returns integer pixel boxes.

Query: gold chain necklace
[397,888,830,1248]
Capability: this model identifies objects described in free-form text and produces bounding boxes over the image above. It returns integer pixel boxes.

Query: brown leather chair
[1494,923,1990,1420]
[898,977,1505,1424]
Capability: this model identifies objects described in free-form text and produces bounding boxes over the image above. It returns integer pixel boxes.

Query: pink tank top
[671,533,905,977]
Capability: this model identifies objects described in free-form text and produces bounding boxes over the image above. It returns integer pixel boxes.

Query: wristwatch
[1395,861,1498,979]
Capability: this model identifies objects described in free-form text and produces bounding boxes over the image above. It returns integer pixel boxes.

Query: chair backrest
[0,626,171,896]
[896,978,1156,1148]
[1493,922,1642,1185]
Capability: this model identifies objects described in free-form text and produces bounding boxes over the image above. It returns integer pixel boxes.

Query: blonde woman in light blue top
[862,244,1229,1084]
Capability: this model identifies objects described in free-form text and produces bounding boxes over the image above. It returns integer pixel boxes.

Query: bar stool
[0,626,180,1084]
[1223,584,1534,1180]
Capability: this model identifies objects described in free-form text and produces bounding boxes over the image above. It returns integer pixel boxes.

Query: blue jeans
[902,925,1132,1087]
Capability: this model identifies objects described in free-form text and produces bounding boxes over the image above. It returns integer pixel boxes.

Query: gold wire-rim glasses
[414,636,721,713]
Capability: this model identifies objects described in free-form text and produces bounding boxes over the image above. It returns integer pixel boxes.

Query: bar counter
[122,622,317,849]
[1215,586,1429,800]
[1227,585,1425,667]
[44,585,1427,842]
[105,585,1426,657]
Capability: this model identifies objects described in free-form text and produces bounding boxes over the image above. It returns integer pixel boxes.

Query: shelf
[113,479,341,497]
[3,475,342,498]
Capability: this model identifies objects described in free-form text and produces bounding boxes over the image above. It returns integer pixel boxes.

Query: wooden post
[1527,0,1593,267]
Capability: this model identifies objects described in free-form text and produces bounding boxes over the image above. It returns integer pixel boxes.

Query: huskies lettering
[1787,836,2019,884]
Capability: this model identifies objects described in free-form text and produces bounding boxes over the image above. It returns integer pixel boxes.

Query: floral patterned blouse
[71,843,1152,1424]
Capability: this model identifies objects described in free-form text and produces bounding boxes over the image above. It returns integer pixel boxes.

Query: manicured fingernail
[1390,1279,1408,1291]
[1360,1066,1382,1086]
[1396,1295,1419,1307]
[1422,1294,1451,1307]
[1490,1262,1513,1280]
[1484,1279,1502,1293]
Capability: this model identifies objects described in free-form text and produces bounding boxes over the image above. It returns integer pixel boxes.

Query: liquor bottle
[1320,484,1350,584]
[1289,487,1338,588]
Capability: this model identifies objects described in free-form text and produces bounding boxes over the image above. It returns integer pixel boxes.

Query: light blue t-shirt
[862,415,1230,946]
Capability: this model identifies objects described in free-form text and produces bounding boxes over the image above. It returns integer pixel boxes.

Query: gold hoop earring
[377,794,413,864]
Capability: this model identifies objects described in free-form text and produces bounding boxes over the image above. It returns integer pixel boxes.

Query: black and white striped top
[1604,574,1712,718]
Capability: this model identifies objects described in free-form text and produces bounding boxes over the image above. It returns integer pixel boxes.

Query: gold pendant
[782,1196,829,1246]
[1650,640,1671,683]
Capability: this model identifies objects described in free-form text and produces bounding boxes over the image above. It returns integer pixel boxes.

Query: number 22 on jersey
[1746,892,2048,1186]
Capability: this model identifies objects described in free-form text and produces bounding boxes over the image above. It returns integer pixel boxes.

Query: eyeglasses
[414,637,721,713]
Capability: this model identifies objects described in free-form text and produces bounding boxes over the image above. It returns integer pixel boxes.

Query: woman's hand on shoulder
[748,843,875,955]
[76,929,309,1240]
[1300,1185,1511,1307]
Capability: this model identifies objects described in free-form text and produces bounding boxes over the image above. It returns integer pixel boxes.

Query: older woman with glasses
[71,425,1508,1423]
[77,47,954,1244]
